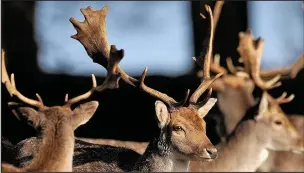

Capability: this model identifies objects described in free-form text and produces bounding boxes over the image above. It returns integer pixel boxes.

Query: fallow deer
[4,4,223,172]
[257,115,304,172]
[72,4,222,172]
[188,91,304,172]
[188,2,304,170]
[199,1,304,136]
[206,52,303,137]
[213,27,304,172]
[1,50,99,172]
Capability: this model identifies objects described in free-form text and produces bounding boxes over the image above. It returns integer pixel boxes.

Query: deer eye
[173,125,183,132]
[27,120,34,126]
[274,120,283,125]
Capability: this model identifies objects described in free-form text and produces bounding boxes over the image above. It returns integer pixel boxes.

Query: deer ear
[72,101,99,129]
[198,98,217,118]
[155,100,170,129]
[8,102,38,120]
[256,92,269,120]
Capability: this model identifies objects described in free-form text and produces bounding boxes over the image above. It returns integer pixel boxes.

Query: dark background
[2,1,304,145]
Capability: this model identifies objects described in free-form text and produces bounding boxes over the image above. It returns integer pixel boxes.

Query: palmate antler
[199,1,303,90]
[237,29,282,90]
[70,5,222,111]
[69,6,137,90]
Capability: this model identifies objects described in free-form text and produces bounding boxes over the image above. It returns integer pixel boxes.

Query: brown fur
[8,100,218,172]
[211,75,256,134]
[257,115,304,172]
[2,102,98,172]
[77,138,148,155]
[188,92,304,172]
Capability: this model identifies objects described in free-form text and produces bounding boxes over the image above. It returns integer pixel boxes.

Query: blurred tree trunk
[1,1,40,81]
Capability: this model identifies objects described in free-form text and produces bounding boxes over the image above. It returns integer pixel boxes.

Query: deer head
[1,50,99,132]
[138,5,223,161]
[205,54,256,135]
[200,13,303,136]
[2,49,101,172]
[255,92,303,153]
[69,5,223,161]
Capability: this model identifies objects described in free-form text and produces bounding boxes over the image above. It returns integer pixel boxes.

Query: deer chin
[172,151,214,162]
[192,154,217,162]
[190,151,218,161]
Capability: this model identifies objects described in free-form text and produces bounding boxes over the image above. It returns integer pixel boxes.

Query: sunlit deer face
[255,94,304,153]
[154,100,218,161]
[9,101,99,130]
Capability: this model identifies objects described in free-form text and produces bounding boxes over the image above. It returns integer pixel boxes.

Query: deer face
[212,75,256,134]
[256,93,304,153]
[155,100,218,161]
[9,101,99,131]
[212,75,255,112]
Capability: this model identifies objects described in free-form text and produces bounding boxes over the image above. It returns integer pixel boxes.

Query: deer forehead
[170,108,205,129]
[266,107,285,117]
[223,75,251,88]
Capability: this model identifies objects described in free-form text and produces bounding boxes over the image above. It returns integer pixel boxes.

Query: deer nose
[206,147,218,159]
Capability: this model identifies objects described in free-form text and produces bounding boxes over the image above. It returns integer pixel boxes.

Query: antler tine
[190,5,224,104]
[237,29,282,90]
[64,74,97,107]
[225,56,247,74]
[213,1,224,32]
[260,53,304,79]
[69,6,138,90]
[210,1,227,75]
[275,92,295,104]
[2,50,44,109]
[208,54,228,74]
[226,56,238,74]
[198,2,227,75]
[139,67,189,108]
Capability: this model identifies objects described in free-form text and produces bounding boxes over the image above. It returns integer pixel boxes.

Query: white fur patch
[258,149,269,164]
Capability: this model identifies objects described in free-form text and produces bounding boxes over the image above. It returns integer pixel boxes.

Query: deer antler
[139,67,190,109]
[237,29,281,90]
[69,6,137,89]
[259,53,304,79]
[213,1,224,32]
[275,92,295,104]
[64,45,130,106]
[208,54,228,75]
[64,74,97,107]
[137,5,223,109]
[2,50,45,109]
[190,5,223,106]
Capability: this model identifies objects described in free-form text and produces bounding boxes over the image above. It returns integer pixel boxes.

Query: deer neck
[25,121,74,172]
[190,120,269,172]
[133,133,189,172]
